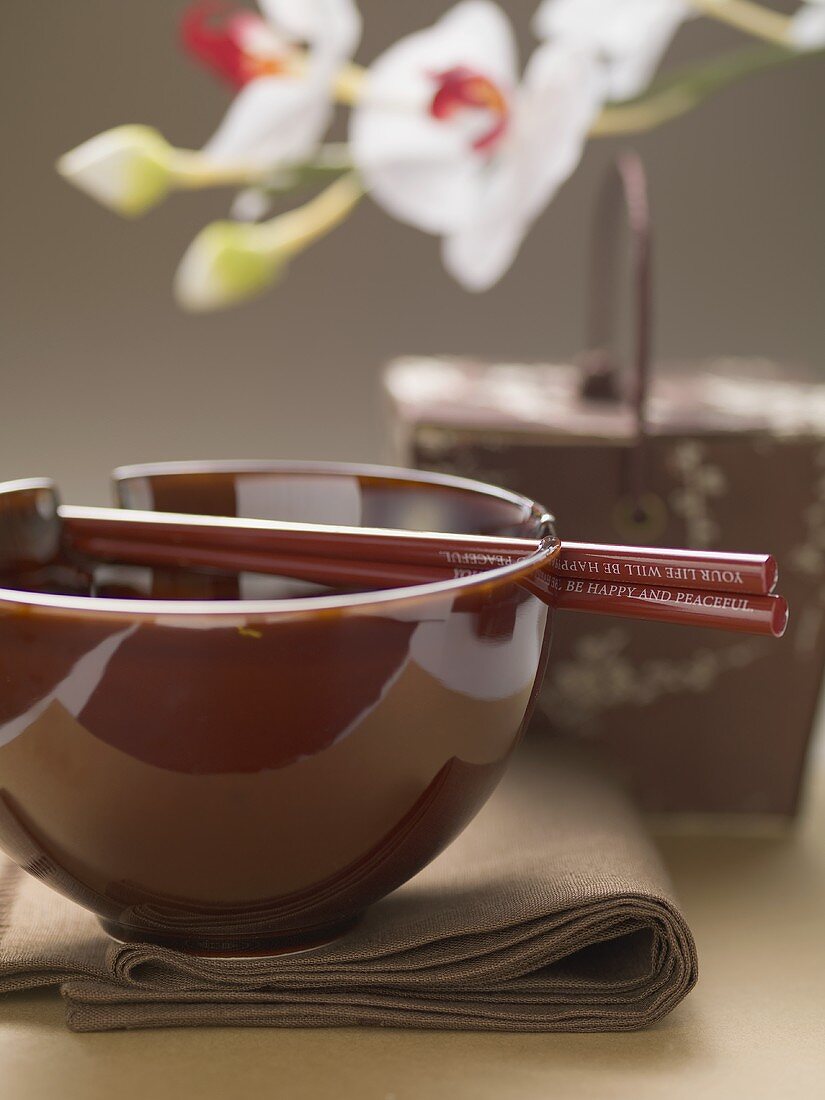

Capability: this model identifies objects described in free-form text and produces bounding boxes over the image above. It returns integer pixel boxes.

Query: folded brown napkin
[0,737,696,1033]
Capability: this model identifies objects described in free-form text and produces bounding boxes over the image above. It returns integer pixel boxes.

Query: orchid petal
[231,187,275,221]
[351,110,484,234]
[235,14,287,59]
[441,196,528,292]
[370,1,518,90]
[443,46,603,291]
[517,44,604,220]
[350,1,518,233]
[790,0,825,49]
[203,74,333,167]
[258,0,362,58]
[195,0,360,169]
[533,0,690,100]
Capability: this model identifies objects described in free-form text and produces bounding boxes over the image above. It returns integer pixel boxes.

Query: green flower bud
[57,125,174,217]
[174,222,284,311]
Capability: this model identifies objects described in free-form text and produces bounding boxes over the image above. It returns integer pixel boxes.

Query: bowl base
[97,915,359,958]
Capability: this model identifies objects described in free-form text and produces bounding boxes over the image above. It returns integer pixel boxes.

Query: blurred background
[0,0,822,503]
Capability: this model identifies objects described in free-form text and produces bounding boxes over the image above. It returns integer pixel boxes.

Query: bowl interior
[113,462,549,539]
[0,465,552,606]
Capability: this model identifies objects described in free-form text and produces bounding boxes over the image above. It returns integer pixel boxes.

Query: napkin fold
[0,735,697,1032]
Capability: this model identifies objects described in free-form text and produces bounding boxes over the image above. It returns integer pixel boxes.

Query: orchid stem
[259,145,355,195]
[170,150,262,189]
[334,61,367,105]
[258,173,364,257]
[168,146,356,198]
[593,41,817,136]
[688,0,792,46]
[593,88,700,135]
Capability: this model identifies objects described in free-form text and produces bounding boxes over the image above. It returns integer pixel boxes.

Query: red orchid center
[429,66,509,153]
[181,2,293,90]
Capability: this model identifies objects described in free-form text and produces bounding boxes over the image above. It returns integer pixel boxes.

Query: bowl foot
[97,915,360,958]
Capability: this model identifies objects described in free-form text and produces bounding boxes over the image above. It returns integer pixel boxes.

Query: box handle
[580,151,653,524]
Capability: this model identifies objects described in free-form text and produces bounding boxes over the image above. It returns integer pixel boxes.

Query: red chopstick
[549,544,774,595]
[66,520,787,637]
[60,506,778,596]
[528,572,786,637]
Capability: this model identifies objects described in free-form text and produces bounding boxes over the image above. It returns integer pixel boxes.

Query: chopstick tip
[766,555,779,595]
[772,596,789,639]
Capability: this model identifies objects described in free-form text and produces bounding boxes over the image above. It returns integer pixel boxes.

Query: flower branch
[594,40,820,135]
[334,61,367,105]
[688,0,793,47]
[55,1,824,309]
[168,149,264,190]
[56,126,265,217]
[175,172,364,311]
[255,144,355,196]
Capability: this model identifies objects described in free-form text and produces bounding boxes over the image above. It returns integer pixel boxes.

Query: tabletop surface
[1,766,823,1100]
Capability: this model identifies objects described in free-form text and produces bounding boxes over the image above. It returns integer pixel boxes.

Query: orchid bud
[57,125,175,217]
[174,222,283,311]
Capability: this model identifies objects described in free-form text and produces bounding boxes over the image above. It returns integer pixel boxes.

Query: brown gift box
[384,355,825,820]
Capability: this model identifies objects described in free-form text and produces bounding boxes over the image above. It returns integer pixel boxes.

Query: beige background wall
[1,1,822,503]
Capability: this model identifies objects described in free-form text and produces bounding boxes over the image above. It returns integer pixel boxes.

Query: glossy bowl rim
[0,461,558,620]
[113,458,539,511]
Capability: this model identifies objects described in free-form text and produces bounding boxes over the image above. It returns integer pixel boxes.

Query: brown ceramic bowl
[0,463,556,954]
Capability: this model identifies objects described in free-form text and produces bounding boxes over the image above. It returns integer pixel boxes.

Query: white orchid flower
[182,0,362,168]
[533,0,690,100]
[790,0,825,48]
[350,1,604,292]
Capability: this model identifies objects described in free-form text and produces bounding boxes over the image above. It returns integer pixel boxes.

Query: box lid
[385,357,825,443]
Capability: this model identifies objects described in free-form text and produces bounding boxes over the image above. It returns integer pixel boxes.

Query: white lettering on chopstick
[552,577,753,612]
[439,550,512,567]
[557,558,746,588]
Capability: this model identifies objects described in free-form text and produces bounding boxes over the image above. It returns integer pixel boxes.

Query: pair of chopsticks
[60,506,786,637]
